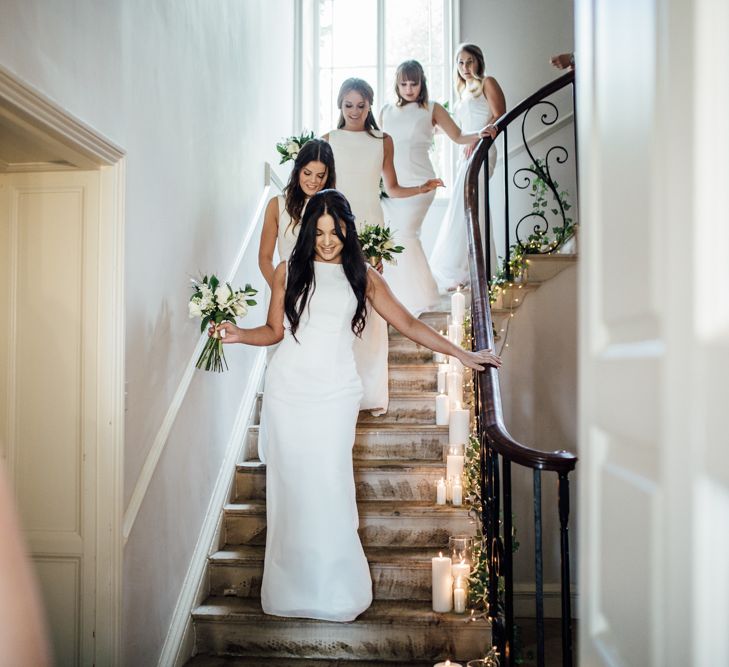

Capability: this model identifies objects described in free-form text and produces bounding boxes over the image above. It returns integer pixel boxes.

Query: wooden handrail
[465,70,577,474]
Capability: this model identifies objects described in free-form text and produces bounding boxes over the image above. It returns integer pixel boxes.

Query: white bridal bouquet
[275,130,315,164]
[189,274,258,372]
[358,223,405,266]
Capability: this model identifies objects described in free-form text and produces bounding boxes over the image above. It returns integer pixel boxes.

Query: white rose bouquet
[358,223,405,266]
[189,274,258,372]
[275,130,315,165]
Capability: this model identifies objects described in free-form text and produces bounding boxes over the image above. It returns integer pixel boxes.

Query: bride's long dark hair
[285,189,368,340]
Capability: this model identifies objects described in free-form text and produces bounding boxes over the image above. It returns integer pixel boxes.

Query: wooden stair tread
[224,500,467,517]
[193,597,488,627]
[210,546,441,567]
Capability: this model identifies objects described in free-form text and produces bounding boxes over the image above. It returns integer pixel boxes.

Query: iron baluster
[502,126,510,277]
[502,459,514,667]
[534,470,545,667]
[483,156,492,281]
[559,472,574,667]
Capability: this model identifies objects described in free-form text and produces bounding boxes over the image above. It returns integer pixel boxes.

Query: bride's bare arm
[210,262,286,346]
[365,269,501,371]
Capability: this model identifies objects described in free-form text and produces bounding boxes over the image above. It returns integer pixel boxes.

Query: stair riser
[388,348,437,364]
[209,562,432,601]
[388,367,473,393]
[246,428,448,461]
[225,512,474,548]
[236,468,444,503]
[358,398,436,425]
[193,617,489,661]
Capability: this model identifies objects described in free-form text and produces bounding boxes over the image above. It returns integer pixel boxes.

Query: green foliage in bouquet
[189,274,257,372]
[275,130,315,165]
[358,223,405,266]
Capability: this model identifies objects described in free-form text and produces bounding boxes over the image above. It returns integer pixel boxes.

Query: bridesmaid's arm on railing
[366,268,501,372]
[432,102,496,144]
[211,262,286,347]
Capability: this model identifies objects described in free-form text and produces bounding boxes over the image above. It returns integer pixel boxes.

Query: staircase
[186,308,491,665]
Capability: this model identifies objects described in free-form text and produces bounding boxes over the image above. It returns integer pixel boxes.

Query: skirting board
[513,583,578,619]
[156,349,267,667]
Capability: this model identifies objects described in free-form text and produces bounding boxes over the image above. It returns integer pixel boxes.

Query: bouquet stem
[196,334,229,372]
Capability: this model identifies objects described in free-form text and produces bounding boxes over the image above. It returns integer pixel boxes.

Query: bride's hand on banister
[208,321,242,344]
[458,348,502,371]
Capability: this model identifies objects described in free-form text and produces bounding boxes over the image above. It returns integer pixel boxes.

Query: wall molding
[0,64,124,167]
[155,350,268,667]
[513,583,578,619]
[122,163,283,545]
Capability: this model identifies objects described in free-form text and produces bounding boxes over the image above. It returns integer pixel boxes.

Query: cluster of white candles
[433,289,470,511]
[431,535,474,627]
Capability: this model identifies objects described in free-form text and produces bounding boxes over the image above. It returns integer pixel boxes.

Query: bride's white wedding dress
[259,261,373,621]
[328,128,389,415]
[429,87,498,290]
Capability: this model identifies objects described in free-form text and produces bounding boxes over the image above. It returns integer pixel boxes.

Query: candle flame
[439,552,443,558]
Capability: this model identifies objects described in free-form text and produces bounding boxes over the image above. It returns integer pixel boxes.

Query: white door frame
[0,65,124,665]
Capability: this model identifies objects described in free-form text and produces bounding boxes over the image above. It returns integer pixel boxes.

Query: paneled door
[0,170,100,665]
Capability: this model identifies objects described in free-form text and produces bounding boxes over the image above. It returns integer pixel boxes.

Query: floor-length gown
[380,101,441,316]
[429,88,498,290]
[259,261,373,621]
[328,129,389,415]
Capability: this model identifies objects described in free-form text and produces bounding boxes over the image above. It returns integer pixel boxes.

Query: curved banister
[465,70,578,474]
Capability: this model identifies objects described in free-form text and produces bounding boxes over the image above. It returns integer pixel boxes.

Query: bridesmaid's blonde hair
[394,60,429,108]
[454,43,486,97]
[336,78,381,138]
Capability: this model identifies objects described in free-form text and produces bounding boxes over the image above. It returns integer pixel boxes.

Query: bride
[212,189,501,621]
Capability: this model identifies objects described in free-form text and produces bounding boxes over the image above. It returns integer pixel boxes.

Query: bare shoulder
[483,76,503,93]
[321,132,330,142]
[265,195,280,216]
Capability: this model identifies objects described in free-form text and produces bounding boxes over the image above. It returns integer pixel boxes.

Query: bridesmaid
[380,60,494,315]
[258,139,336,288]
[323,77,443,415]
[429,43,506,291]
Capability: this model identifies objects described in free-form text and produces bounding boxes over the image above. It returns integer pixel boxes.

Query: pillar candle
[437,369,447,394]
[446,446,465,481]
[451,559,470,587]
[449,405,470,446]
[448,323,464,347]
[431,553,453,612]
[434,661,463,667]
[449,355,464,373]
[435,478,447,505]
[435,393,450,426]
[446,476,452,502]
[451,478,463,506]
[453,579,467,614]
[451,288,466,324]
[447,371,463,408]
[433,350,447,363]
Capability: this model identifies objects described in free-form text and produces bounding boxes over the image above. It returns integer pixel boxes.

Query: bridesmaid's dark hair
[336,78,381,139]
[394,60,429,108]
[284,139,336,230]
[285,189,368,340]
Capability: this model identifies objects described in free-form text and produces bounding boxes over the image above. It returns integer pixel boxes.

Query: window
[297,0,458,186]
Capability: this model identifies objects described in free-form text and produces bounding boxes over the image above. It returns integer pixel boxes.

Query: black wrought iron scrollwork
[509,100,573,257]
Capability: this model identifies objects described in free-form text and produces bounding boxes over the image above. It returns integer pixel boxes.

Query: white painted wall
[494,265,578,616]
[0,1,295,663]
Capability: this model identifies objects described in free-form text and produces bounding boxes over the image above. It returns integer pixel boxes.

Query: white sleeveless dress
[328,129,389,415]
[429,87,498,290]
[275,195,299,261]
[259,261,372,621]
[380,102,441,316]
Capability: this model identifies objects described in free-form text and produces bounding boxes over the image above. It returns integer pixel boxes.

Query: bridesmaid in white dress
[429,43,506,291]
[324,77,443,415]
[380,60,494,315]
[213,189,501,622]
[258,139,336,286]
